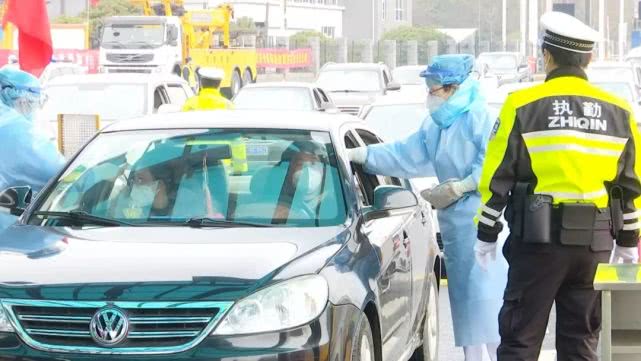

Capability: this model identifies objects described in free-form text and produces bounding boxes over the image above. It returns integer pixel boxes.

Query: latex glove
[347,147,367,164]
[612,245,639,264]
[420,177,476,209]
[474,240,497,272]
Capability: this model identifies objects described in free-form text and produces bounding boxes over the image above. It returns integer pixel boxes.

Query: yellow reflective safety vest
[182,88,233,112]
[182,89,245,173]
[477,67,641,247]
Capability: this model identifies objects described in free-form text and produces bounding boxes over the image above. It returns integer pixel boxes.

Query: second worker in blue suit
[348,54,508,361]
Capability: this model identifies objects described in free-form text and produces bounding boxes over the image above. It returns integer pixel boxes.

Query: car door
[354,128,432,345]
[343,127,413,360]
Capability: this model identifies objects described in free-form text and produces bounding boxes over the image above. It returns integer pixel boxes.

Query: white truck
[98,15,184,75]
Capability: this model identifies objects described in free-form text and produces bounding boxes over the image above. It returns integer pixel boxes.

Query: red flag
[2,0,52,77]
[90,0,100,6]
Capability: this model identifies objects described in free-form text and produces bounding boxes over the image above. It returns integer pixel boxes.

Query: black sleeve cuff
[477,222,503,243]
[616,230,639,247]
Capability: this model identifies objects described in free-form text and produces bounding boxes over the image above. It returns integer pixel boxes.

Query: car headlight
[0,303,15,332]
[212,275,328,335]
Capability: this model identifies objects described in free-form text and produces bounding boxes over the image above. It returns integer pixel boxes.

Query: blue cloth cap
[420,54,475,87]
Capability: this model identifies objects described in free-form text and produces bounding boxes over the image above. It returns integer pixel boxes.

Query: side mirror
[167,27,179,41]
[386,81,401,92]
[0,186,33,216]
[364,186,418,222]
[157,103,182,114]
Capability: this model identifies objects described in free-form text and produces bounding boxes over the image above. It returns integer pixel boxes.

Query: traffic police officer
[475,12,641,361]
[182,67,233,111]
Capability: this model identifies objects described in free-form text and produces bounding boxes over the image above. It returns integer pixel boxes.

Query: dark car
[0,111,441,361]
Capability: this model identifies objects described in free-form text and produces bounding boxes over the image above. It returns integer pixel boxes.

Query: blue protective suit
[0,104,65,230]
[363,78,508,347]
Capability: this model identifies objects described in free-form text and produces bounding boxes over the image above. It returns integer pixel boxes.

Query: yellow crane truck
[98,0,257,98]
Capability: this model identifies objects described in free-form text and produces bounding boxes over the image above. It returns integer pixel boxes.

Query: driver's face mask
[130,180,159,209]
[294,162,325,202]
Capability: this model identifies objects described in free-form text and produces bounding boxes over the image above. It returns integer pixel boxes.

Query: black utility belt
[514,193,612,246]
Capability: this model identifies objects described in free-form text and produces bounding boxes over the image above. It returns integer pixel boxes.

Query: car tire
[231,69,242,97]
[351,314,375,361]
[410,274,439,361]
[242,68,254,85]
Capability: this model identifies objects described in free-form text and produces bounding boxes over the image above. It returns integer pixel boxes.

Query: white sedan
[233,82,336,112]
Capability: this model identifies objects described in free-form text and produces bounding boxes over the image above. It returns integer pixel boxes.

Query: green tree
[289,30,329,47]
[231,16,257,34]
[53,15,84,24]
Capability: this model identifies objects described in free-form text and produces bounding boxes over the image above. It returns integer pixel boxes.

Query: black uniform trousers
[497,237,611,361]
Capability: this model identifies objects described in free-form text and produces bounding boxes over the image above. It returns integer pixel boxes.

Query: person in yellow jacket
[182,57,198,93]
[182,67,233,111]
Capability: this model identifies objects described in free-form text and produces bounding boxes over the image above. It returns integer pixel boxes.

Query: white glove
[347,147,368,164]
[612,245,639,264]
[420,177,476,209]
[474,240,497,272]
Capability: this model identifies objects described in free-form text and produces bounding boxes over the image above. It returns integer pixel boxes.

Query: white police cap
[197,67,225,80]
[540,12,600,53]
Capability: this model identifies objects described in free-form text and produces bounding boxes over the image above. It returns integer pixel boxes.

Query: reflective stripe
[478,215,496,227]
[623,210,641,220]
[527,144,622,157]
[482,205,501,218]
[522,130,628,145]
[542,189,608,200]
[623,222,641,231]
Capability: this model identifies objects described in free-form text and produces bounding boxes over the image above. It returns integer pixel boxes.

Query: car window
[317,69,382,92]
[153,86,169,111]
[317,88,331,103]
[312,89,323,108]
[355,129,402,187]
[344,132,377,206]
[382,70,390,85]
[31,129,347,228]
[165,84,189,105]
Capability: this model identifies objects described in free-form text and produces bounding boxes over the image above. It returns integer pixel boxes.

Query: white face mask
[294,164,325,202]
[427,94,446,112]
[130,181,159,208]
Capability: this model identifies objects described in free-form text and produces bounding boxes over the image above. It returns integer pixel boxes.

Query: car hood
[0,224,348,301]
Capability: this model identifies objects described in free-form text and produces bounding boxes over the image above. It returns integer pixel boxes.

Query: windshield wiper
[32,211,135,227]
[185,217,271,228]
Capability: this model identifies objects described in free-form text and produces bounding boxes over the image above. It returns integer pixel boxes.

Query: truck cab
[98,16,183,75]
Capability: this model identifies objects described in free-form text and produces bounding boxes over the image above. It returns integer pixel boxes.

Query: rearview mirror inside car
[0,186,32,216]
[364,186,418,222]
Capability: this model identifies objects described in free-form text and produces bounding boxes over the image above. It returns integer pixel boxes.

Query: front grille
[3,299,232,355]
[106,53,154,63]
[107,68,153,74]
[337,106,362,116]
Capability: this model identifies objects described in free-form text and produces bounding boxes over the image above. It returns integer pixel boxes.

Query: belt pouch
[522,194,553,244]
[559,203,596,246]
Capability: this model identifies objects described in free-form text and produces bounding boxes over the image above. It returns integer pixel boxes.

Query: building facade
[343,0,413,40]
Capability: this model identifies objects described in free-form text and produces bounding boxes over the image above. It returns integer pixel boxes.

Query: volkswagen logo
[89,307,129,347]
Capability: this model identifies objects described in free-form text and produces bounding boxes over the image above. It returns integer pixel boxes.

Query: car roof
[321,62,387,71]
[103,110,365,133]
[46,73,187,86]
[242,82,317,89]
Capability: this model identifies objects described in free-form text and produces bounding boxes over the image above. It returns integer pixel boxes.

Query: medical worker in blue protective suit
[348,54,508,361]
[0,68,65,230]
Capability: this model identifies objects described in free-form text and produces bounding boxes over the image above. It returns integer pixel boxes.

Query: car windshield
[593,82,635,104]
[479,54,518,70]
[31,129,347,228]
[234,87,314,110]
[364,103,428,140]
[317,70,381,92]
[102,23,165,49]
[41,83,147,120]
[392,67,424,85]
